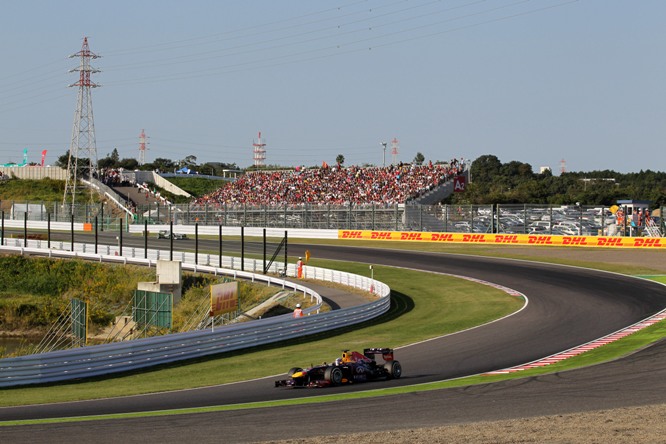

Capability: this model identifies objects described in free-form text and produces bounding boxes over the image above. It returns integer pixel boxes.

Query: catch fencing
[3,201,662,237]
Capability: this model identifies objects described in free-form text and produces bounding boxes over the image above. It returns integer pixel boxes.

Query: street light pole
[381,142,387,167]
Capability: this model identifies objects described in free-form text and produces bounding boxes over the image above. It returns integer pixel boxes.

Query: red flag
[40,150,47,167]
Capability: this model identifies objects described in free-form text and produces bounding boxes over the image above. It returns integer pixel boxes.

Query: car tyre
[385,360,402,379]
[324,366,343,386]
[287,367,303,377]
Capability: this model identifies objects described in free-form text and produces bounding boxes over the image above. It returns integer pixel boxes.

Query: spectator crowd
[194,160,465,206]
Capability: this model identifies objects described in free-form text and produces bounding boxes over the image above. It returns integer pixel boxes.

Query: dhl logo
[462,234,486,243]
[528,236,553,245]
[431,233,455,241]
[495,235,519,244]
[341,231,363,239]
[371,231,393,240]
[400,232,423,241]
[633,238,663,247]
[596,237,624,247]
[562,236,589,246]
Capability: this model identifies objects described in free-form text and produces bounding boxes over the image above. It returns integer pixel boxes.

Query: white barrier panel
[0,221,339,239]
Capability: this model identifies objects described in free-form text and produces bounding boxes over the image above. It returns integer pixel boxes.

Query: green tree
[182,155,197,166]
[336,154,345,166]
[118,158,139,170]
[147,158,176,172]
[471,155,502,183]
[110,148,120,164]
[413,152,425,166]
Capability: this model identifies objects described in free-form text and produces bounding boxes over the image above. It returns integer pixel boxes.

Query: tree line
[452,155,666,207]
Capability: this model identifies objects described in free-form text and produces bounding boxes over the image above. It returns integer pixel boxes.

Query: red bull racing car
[275,348,402,388]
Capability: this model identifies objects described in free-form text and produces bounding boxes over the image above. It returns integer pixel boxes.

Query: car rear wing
[363,348,394,361]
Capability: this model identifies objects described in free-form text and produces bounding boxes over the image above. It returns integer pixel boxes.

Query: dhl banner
[210,281,239,316]
[338,230,666,249]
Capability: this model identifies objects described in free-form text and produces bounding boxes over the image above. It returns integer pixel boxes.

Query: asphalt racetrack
[2,242,666,443]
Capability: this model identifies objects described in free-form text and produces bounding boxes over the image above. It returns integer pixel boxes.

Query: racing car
[157,230,187,240]
[275,348,402,388]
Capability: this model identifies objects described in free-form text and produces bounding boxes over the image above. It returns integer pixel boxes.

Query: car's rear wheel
[385,360,402,379]
[324,366,343,385]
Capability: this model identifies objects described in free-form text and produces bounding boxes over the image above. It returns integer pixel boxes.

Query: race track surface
[2,244,666,443]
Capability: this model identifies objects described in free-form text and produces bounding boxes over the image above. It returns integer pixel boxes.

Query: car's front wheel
[324,366,343,385]
[287,367,303,377]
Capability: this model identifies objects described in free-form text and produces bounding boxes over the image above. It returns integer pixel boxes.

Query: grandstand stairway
[113,186,162,207]
[403,169,469,231]
[408,169,469,205]
[644,218,663,237]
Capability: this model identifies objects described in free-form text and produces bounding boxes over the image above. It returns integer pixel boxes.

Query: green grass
[0,179,95,210]
[167,176,227,197]
[0,262,523,407]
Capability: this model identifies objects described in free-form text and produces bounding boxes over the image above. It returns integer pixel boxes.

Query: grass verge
[0,261,523,407]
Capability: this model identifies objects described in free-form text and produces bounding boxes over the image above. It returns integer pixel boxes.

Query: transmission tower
[253,131,266,168]
[63,36,101,209]
[560,158,567,175]
[138,129,149,166]
[391,137,399,165]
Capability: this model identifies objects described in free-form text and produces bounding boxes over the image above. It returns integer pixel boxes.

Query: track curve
[2,244,666,441]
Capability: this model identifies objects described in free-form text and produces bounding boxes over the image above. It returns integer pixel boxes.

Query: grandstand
[193,162,466,207]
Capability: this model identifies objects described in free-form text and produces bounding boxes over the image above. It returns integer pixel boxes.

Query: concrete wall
[0,166,67,180]
[137,260,183,303]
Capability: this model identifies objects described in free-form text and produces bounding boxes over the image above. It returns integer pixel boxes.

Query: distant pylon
[63,36,101,209]
[253,131,266,168]
[138,129,149,166]
[560,158,566,175]
[391,137,399,165]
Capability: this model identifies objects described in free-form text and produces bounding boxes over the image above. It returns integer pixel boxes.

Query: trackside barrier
[337,230,666,249]
[0,242,390,387]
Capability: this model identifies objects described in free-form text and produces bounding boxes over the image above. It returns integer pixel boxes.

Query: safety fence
[0,241,390,387]
[3,201,664,237]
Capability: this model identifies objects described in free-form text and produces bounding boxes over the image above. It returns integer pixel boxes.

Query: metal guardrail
[0,241,391,387]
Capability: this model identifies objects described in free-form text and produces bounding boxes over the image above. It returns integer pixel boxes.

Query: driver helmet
[335,358,342,366]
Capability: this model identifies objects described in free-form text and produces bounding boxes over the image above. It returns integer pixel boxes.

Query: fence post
[470,205,474,233]
[523,204,527,234]
[144,219,148,258]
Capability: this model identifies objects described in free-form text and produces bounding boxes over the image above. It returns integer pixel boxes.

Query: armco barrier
[0,242,390,387]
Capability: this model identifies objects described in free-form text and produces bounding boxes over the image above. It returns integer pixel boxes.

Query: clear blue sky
[0,0,664,174]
